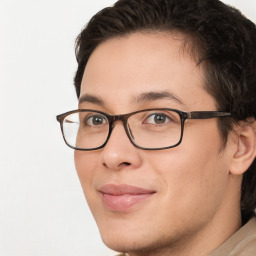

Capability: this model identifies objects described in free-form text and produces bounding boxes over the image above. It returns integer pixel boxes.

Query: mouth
[99,184,156,212]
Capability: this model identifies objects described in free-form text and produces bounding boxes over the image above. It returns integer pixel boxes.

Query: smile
[99,184,156,212]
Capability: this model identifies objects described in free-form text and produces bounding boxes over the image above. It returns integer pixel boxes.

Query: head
[72,0,256,254]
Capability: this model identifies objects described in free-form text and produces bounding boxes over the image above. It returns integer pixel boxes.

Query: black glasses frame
[56,108,231,151]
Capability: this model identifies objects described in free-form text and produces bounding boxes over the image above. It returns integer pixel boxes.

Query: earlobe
[230,120,256,175]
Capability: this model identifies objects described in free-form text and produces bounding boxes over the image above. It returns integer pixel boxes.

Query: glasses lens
[127,110,182,149]
[62,111,109,149]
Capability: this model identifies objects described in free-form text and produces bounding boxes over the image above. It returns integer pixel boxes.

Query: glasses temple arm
[187,111,231,119]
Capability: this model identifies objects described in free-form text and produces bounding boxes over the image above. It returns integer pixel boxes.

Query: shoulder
[210,217,256,256]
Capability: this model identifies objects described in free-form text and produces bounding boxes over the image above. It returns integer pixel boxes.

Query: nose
[100,122,142,171]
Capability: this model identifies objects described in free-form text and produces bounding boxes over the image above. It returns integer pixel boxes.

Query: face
[75,32,234,255]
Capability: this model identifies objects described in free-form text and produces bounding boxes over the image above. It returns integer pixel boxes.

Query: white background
[0,1,255,255]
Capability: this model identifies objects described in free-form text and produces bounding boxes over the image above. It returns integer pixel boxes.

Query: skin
[74,32,248,256]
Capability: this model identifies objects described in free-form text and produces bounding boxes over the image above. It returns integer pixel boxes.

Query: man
[57,0,256,255]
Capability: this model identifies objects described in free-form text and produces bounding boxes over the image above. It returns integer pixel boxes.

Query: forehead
[80,32,215,111]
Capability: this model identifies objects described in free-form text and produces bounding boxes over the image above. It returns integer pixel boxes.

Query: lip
[99,184,156,212]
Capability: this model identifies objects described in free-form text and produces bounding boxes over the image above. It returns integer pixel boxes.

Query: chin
[97,222,148,253]
[97,217,170,255]
[101,235,147,255]
[101,231,172,256]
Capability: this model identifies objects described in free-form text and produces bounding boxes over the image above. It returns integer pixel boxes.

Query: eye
[85,115,107,126]
[145,113,172,125]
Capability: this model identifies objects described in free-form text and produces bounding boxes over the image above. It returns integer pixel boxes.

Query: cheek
[74,150,98,197]
[146,124,228,216]
[148,123,223,178]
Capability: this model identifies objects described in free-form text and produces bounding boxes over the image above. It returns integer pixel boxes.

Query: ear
[229,119,256,175]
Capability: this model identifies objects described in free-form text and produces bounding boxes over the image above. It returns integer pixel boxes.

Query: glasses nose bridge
[108,114,132,144]
[109,113,128,128]
[104,113,133,149]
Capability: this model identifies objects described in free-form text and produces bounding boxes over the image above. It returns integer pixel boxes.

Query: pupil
[93,116,103,125]
[154,114,165,124]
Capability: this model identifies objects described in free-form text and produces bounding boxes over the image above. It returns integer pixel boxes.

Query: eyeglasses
[56,108,231,151]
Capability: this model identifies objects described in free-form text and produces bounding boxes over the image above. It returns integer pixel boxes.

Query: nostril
[122,162,131,166]
[102,161,131,169]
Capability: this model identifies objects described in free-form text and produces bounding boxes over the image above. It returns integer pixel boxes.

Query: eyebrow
[79,94,104,106]
[78,90,185,107]
[131,91,185,105]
